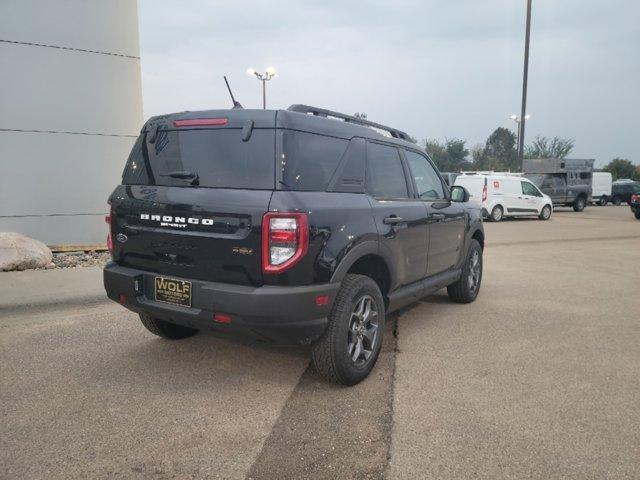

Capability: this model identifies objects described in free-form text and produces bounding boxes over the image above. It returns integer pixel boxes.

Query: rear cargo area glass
[122,129,275,189]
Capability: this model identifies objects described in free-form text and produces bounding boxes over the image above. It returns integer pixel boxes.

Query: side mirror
[450,185,470,203]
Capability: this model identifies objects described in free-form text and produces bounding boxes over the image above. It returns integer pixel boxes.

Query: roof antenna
[224,76,243,109]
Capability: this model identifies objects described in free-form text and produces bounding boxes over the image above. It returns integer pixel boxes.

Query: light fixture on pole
[247,67,278,109]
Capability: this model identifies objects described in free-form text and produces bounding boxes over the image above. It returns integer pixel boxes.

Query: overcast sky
[138,0,639,166]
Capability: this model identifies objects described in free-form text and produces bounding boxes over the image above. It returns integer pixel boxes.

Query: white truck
[591,172,612,205]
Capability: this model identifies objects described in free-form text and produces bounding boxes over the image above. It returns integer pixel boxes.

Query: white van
[591,172,612,205]
[454,173,553,222]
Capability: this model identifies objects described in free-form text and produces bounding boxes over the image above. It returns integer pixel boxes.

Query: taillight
[105,210,113,253]
[482,185,488,202]
[262,212,309,274]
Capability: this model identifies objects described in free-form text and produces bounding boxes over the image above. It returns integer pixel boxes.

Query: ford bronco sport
[104,105,484,385]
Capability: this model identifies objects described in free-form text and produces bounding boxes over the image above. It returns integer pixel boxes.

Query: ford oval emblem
[116,233,128,243]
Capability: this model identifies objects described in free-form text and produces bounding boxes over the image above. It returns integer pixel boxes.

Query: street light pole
[247,67,277,109]
[518,0,533,170]
[511,114,531,165]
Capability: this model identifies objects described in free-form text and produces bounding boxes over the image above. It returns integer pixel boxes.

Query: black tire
[613,196,622,206]
[139,313,198,340]
[573,196,586,212]
[635,210,640,220]
[311,274,385,386]
[490,205,503,222]
[447,239,483,304]
[539,204,552,220]
[598,197,608,206]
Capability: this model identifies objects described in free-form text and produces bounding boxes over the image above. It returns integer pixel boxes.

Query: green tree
[474,127,517,171]
[525,135,574,159]
[602,158,640,181]
[424,138,470,172]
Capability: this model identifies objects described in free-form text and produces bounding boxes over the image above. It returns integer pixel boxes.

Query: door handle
[430,213,445,219]
[383,215,404,225]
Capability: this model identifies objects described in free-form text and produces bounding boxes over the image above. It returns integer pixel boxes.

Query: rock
[0,232,53,271]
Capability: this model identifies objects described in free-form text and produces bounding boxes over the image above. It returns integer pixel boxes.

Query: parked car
[103,105,485,385]
[630,192,640,220]
[591,171,612,205]
[523,158,594,212]
[454,172,552,222]
[611,181,640,205]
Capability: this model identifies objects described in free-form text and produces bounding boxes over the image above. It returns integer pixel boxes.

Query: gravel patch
[44,251,111,269]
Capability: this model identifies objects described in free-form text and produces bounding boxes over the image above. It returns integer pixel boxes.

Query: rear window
[278,130,348,191]
[122,128,275,189]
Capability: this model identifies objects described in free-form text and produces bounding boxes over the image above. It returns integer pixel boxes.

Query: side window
[541,175,554,188]
[553,176,565,189]
[404,150,445,200]
[366,143,408,198]
[580,172,591,180]
[522,181,540,196]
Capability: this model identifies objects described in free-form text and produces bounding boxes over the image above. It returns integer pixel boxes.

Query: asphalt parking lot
[1,206,639,479]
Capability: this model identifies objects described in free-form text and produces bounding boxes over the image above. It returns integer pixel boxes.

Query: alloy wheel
[347,295,379,366]
[467,249,481,293]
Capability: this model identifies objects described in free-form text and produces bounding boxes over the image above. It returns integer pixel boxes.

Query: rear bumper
[103,262,340,345]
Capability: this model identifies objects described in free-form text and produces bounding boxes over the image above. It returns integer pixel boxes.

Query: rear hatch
[109,110,276,287]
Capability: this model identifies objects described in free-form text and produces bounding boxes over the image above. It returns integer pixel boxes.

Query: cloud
[138,0,639,165]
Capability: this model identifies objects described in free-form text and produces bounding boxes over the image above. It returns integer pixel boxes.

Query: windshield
[122,128,275,189]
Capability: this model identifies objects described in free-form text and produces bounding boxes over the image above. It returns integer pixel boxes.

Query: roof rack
[460,171,522,176]
[287,104,412,141]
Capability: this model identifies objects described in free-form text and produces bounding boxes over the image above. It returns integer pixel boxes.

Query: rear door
[403,149,465,276]
[365,141,429,287]
[110,122,276,287]
[501,179,525,215]
[553,175,568,203]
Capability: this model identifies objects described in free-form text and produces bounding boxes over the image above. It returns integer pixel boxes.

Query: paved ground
[1,206,639,479]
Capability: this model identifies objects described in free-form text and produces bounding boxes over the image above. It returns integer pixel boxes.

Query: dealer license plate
[154,277,192,307]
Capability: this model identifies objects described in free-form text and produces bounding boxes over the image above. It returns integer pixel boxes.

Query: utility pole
[518,0,533,170]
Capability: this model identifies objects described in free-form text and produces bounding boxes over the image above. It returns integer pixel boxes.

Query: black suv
[611,181,640,206]
[630,192,640,220]
[104,105,484,385]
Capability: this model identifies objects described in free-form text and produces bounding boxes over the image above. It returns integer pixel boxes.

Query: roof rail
[460,170,522,176]
[287,104,412,141]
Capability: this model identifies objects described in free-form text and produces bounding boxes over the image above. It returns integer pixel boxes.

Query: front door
[403,149,466,276]
[365,142,429,287]
[520,180,545,213]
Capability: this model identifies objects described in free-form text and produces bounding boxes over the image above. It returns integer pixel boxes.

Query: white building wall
[0,0,143,245]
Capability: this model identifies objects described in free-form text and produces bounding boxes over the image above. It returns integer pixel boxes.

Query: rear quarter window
[278,130,348,191]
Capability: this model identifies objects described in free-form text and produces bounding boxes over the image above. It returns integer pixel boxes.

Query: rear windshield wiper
[160,171,199,185]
